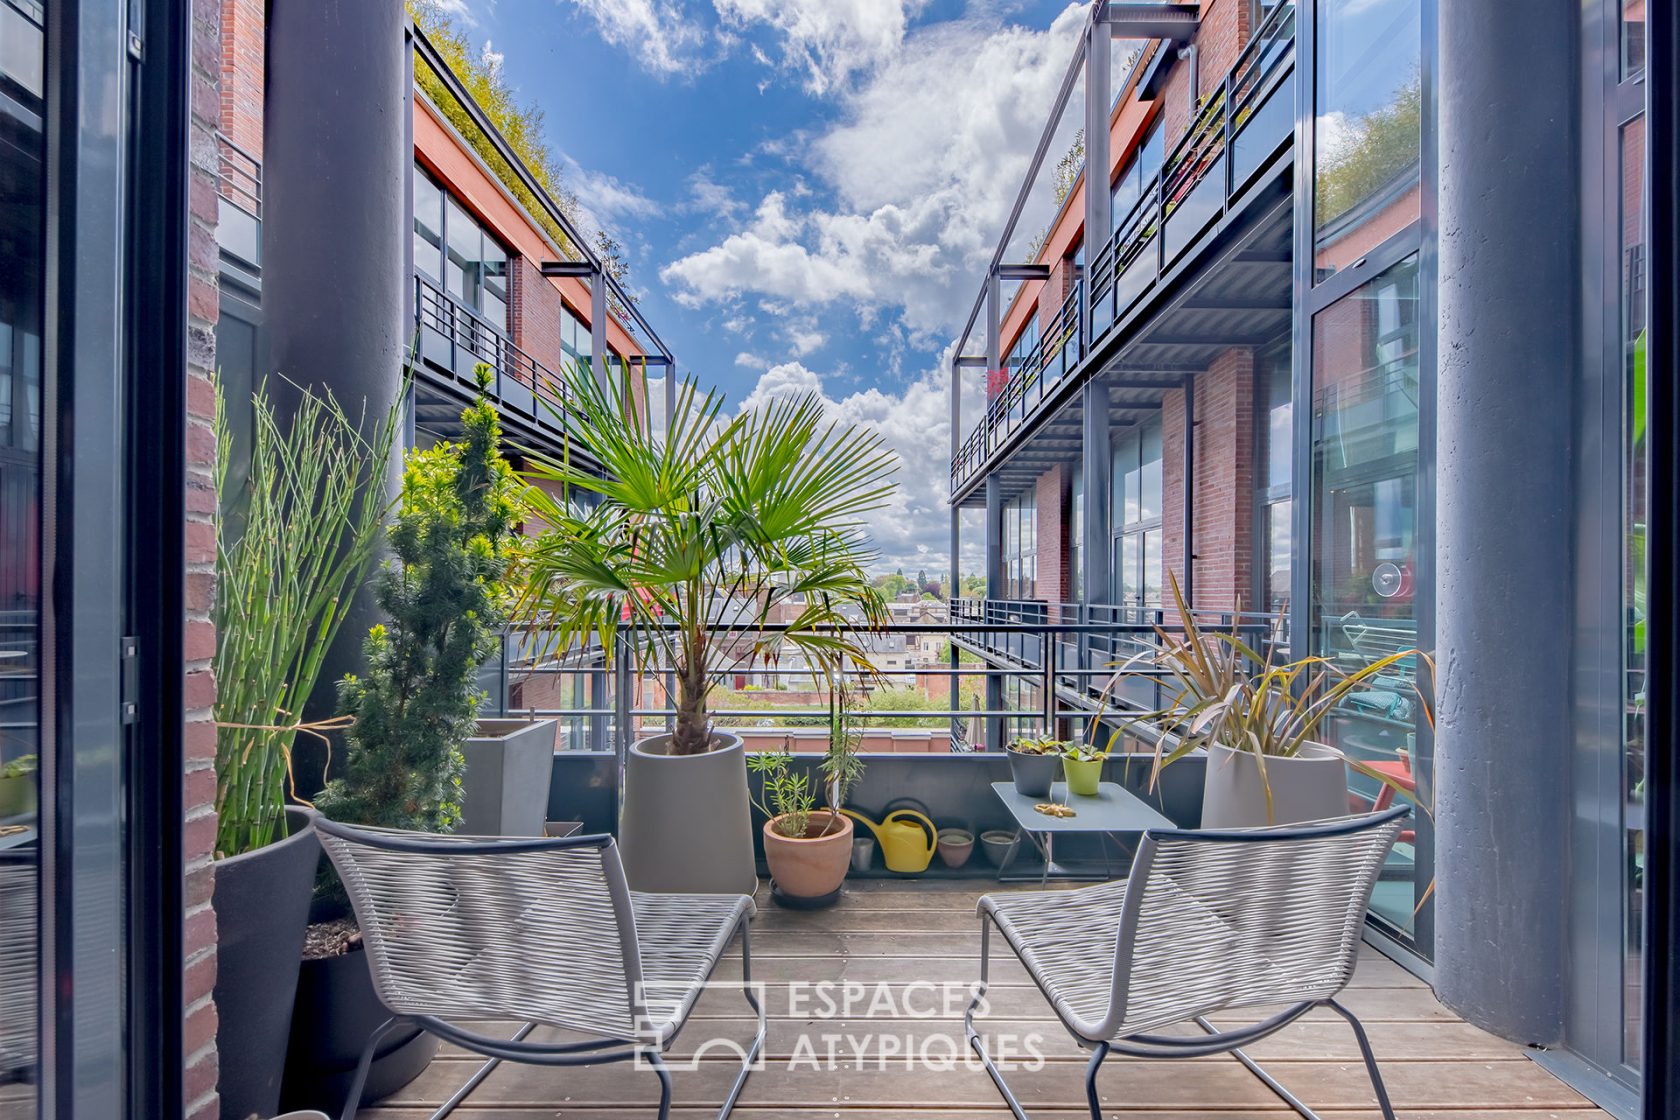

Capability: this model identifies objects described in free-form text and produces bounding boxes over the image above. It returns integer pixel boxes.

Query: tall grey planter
[1200,742,1348,829]
[619,731,758,894]
[459,718,558,837]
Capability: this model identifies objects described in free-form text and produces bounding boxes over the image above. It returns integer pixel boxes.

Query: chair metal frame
[965,807,1409,1120]
[315,818,765,1120]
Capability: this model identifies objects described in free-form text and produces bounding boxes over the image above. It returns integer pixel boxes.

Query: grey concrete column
[1083,18,1111,291]
[985,475,1006,749]
[1433,0,1577,1044]
[1081,378,1111,602]
[591,273,609,390]
[265,0,408,791]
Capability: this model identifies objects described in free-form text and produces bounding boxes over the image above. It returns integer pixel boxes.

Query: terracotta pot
[763,810,853,898]
[936,828,974,869]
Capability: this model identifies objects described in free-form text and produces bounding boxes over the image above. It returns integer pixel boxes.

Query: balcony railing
[414,274,568,418]
[214,132,262,219]
[951,3,1297,494]
[952,280,1084,486]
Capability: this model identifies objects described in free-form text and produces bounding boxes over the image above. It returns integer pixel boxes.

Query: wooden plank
[371,1054,1596,1111]
[364,1110,1607,1120]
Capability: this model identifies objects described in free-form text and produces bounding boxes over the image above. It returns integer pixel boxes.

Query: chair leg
[1194,1015,1324,1120]
[646,1048,673,1120]
[340,1016,405,1120]
[1326,998,1398,1120]
[427,1022,537,1120]
[1083,1041,1110,1120]
[717,919,765,1120]
[966,917,1030,1120]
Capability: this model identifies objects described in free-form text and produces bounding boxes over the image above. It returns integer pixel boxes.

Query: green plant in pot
[520,363,896,894]
[0,755,37,818]
[287,371,526,1114]
[1005,733,1068,798]
[1060,740,1107,797]
[1097,571,1429,828]
[210,375,401,1120]
[751,685,866,905]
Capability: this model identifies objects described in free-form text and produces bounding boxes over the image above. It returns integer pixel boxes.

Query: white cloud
[563,158,660,233]
[733,355,986,574]
[688,170,745,220]
[735,351,770,369]
[660,5,1087,348]
[714,0,923,95]
[558,0,708,75]
[782,324,827,357]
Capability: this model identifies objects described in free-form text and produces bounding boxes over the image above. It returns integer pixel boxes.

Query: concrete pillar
[985,475,1006,749]
[1081,378,1111,602]
[265,0,408,791]
[1433,0,1577,1044]
[591,273,609,391]
[1084,16,1112,324]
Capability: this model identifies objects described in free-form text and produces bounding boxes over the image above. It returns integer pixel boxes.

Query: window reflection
[412,164,511,335]
[1313,0,1421,279]
[1311,254,1425,938]
[1111,423,1163,616]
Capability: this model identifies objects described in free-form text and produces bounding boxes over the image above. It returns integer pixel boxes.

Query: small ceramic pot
[980,829,1019,868]
[763,810,853,899]
[936,828,974,869]
[1063,756,1103,797]
[851,835,876,872]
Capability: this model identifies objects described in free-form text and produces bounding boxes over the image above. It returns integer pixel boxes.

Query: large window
[561,302,592,367]
[1070,463,1084,599]
[1001,493,1037,599]
[1110,119,1165,232]
[1258,349,1293,622]
[1310,253,1423,939]
[1111,422,1163,614]
[1312,0,1421,279]
[413,165,511,333]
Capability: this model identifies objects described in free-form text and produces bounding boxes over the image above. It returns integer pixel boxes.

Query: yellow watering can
[841,806,938,873]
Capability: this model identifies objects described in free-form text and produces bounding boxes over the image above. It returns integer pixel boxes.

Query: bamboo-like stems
[210,375,401,858]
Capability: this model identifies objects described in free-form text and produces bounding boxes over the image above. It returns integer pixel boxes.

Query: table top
[990,781,1175,834]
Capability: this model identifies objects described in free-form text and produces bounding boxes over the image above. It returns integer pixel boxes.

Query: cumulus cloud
[735,351,770,369]
[714,0,923,95]
[734,357,985,574]
[660,5,1088,346]
[558,0,708,75]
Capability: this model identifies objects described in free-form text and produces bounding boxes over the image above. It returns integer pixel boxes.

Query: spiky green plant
[212,376,401,858]
[520,362,897,756]
[315,367,526,833]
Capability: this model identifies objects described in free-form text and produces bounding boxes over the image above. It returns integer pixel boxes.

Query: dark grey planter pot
[620,731,757,894]
[212,807,319,1120]
[459,718,557,836]
[280,942,438,1115]
[1005,748,1060,799]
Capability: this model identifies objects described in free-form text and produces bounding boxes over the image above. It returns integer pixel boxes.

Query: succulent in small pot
[1060,742,1106,797]
[1005,733,1069,798]
[0,755,37,818]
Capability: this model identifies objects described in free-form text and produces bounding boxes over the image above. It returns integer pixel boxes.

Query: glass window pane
[445,196,479,308]
[1621,0,1645,78]
[1313,0,1421,280]
[1140,422,1163,523]
[1142,530,1161,608]
[481,238,509,334]
[412,166,443,281]
[1267,361,1293,490]
[1266,498,1293,617]
[1310,253,1424,940]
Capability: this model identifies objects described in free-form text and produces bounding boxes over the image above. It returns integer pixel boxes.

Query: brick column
[186,2,224,1117]
[1160,347,1257,614]
[510,258,563,372]
[1034,464,1069,605]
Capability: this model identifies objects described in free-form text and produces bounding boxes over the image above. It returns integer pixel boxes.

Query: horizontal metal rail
[214,131,262,219]
[414,274,569,412]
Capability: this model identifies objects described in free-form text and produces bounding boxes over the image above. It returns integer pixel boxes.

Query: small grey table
[990,781,1174,885]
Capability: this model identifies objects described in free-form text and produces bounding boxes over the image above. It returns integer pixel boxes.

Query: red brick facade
[1161,0,1251,154]
[1034,464,1070,605]
[187,2,224,1118]
[1160,348,1257,614]
[511,257,565,373]
[218,0,263,155]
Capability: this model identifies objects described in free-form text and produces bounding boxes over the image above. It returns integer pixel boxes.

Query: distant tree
[1314,72,1422,232]
[1053,129,1084,206]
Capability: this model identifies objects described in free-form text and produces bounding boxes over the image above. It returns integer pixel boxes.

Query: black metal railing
[214,132,262,219]
[951,281,1084,486]
[414,274,567,414]
[950,3,1297,496]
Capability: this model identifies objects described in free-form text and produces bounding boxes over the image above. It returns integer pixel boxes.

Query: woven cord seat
[966,807,1408,1120]
[316,818,764,1120]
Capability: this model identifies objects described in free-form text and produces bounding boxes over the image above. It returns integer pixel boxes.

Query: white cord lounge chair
[315,818,763,1120]
[966,806,1409,1120]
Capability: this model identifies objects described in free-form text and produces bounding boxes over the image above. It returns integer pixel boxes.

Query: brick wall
[510,258,564,373]
[1034,464,1069,605]
[1161,347,1257,614]
[1160,0,1251,158]
[218,0,263,155]
[186,2,224,1118]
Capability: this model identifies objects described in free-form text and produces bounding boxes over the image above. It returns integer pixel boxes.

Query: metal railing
[214,132,262,219]
[951,281,1084,486]
[950,3,1298,495]
[488,604,1285,758]
[414,274,568,414]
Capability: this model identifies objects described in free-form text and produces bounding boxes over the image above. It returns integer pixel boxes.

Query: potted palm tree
[1098,572,1428,827]
[521,366,896,894]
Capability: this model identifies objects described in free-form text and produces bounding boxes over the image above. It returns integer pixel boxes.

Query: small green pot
[0,774,36,818]
[1062,756,1103,797]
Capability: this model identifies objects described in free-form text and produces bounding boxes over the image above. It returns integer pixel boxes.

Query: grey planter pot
[459,718,557,837]
[620,731,758,895]
[1200,742,1348,829]
[1005,748,1060,798]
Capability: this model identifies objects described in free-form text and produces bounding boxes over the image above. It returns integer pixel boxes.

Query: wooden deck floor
[361,880,1610,1120]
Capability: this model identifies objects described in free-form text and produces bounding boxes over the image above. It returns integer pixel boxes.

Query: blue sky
[437,0,1091,571]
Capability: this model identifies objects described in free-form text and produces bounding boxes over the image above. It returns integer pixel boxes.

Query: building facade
[948,0,1654,1108]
